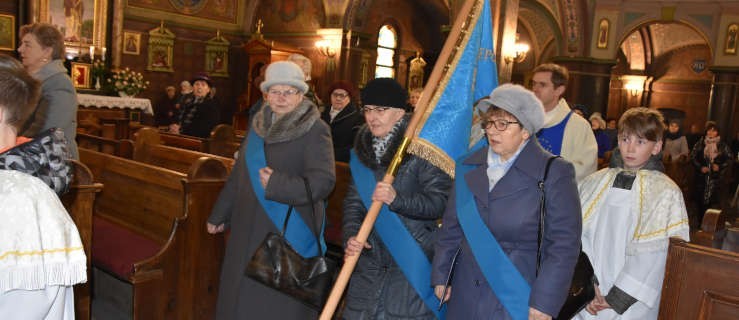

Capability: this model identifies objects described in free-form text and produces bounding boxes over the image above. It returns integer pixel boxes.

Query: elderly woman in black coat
[320,80,363,163]
[206,61,335,320]
[342,78,453,319]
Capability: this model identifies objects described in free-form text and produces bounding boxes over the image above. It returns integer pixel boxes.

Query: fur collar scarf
[252,99,319,144]
[354,114,409,170]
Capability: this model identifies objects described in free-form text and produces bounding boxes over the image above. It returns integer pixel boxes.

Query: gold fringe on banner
[407,139,456,177]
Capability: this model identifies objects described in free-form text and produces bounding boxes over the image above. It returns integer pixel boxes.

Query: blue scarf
[244,129,325,257]
[349,151,445,319]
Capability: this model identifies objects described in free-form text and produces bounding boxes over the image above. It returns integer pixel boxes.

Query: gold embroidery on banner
[0,246,85,261]
[408,0,483,170]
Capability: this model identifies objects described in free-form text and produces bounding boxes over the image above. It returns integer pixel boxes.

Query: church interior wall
[0,0,736,133]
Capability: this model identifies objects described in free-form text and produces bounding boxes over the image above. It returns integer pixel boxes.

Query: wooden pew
[658,238,739,319]
[157,125,241,158]
[60,160,103,320]
[159,131,203,152]
[76,132,134,158]
[202,124,242,158]
[135,127,235,172]
[80,148,227,319]
[692,209,728,248]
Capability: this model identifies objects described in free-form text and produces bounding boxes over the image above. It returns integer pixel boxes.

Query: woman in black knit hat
[342,78,452,319]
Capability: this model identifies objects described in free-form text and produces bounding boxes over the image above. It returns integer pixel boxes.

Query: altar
[77,93,154,115]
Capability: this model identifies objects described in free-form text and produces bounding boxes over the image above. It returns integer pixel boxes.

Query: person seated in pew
[169,73,221,138]
[0,170,87,320]
[0,55,71,195]
[576,108,690,319]
[206,60,335,320]
[154,85,179,127]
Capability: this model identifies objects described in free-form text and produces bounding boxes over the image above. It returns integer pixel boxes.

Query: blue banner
[408,0,497,175]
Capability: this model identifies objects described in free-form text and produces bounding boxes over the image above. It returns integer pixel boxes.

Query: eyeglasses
[267,89,300,97]
[361,106,392,114]
[331,92,349,99]
[482,119,521,131]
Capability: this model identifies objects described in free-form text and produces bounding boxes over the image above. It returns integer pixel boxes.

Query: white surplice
[575,168,690,320]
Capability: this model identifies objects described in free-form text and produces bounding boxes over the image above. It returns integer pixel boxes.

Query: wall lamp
[504,42,530,64]
[621,75,647,97]
[624,82,642,97]
[315,28,342,58]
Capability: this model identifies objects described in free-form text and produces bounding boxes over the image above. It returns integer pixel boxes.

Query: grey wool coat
[21,60,79,159]
[207,99,336,320]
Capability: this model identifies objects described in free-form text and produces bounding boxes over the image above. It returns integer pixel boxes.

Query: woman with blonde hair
[17,23,78,159]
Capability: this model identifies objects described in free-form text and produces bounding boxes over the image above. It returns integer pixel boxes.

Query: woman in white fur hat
[207,61,335,319]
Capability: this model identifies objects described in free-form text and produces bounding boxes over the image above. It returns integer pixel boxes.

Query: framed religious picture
[147,23,175,72]
[205,31,229,77]
[123,31,141,55]
[597,18,609,49]
[725,23,738,55]
[0,14,15,51]
[37,0,109,52]
[71,62,91,88]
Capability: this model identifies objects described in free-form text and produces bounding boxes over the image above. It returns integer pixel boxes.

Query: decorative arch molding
[519,0,563,57]
[617,20,712,64]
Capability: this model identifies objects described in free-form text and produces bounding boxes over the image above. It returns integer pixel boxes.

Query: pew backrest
[658,237,739,319]
[135,127,234,173]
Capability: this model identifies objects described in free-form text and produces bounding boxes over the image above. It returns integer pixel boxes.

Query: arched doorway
[607,21,713,131]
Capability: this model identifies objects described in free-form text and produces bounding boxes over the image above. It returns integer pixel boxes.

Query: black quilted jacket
[0,128,71,195]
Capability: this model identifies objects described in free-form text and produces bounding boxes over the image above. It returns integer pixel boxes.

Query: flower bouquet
[91,59,106,90]
[106,67,149,97]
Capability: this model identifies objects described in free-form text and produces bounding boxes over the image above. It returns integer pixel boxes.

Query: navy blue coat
[431,140,581,319]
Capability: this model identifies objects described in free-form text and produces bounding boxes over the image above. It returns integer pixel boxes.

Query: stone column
[553,57,616,116]
[707,67,739,137]
[496,0,520,84]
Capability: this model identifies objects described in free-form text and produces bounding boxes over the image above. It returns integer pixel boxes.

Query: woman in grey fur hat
[432,84,581,320]
[207,61,335,320]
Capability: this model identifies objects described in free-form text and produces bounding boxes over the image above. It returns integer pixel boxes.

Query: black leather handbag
[244,178,337,310]
[536,157,596,320]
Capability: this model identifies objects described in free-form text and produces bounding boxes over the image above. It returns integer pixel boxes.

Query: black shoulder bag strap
[280,178,325,256]
[536,156,560,276]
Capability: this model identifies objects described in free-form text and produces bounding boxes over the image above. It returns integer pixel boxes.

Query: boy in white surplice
[576,107,690,320]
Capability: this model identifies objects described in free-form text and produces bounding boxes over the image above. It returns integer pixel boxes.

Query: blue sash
[349,152,445,319]
[245,129,324,258]
[455,146,530,320]
[536,111,572,155]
